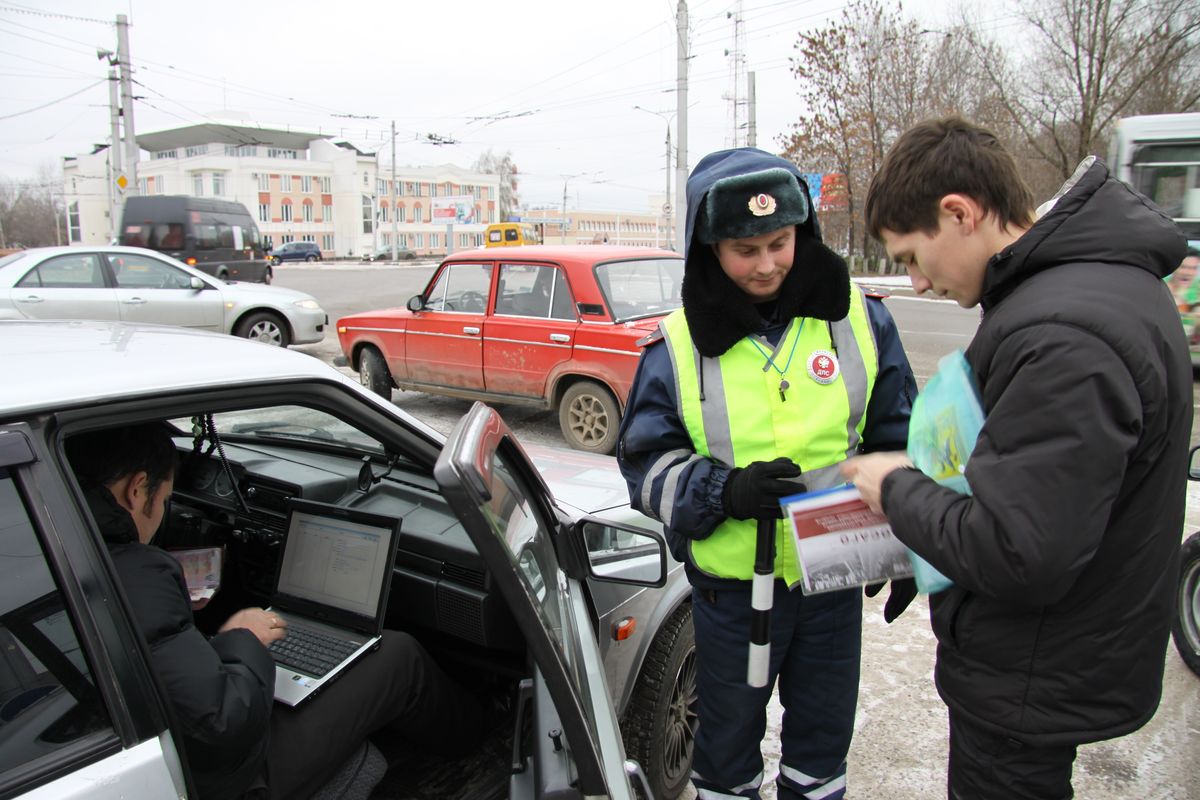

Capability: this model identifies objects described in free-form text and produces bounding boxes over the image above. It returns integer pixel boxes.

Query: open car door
[433,402,648,799]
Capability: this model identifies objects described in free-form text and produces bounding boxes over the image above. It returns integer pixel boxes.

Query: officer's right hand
[722,457,805,520]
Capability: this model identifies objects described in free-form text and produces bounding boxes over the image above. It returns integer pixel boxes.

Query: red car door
[484,262,579,397]
[405,262,493,389]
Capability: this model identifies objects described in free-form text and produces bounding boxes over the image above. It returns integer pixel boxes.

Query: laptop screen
[275,505,397,619]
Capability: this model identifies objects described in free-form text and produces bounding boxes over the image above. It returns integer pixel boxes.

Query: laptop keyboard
[268,622,360,678]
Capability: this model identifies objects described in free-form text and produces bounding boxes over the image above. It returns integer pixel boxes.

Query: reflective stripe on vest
[658,286,878,583]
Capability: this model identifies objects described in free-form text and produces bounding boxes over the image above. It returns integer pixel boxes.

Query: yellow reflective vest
[659,286,879,583]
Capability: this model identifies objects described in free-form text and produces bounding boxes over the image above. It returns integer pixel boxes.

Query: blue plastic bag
[905,350,985,594]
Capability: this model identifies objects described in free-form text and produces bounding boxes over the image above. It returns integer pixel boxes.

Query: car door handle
[462,326,480,335]
[549,333,571,343]
[15,295,43,303]
[121,297,148,305]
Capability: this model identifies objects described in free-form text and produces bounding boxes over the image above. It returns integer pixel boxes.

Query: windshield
[1131,142,1200,221]
[170,405,384,455]
[595,257,684,321]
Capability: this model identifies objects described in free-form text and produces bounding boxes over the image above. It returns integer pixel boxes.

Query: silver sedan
[0,246,326,346]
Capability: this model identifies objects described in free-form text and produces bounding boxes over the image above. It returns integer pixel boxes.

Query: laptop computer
[266,498,401,707]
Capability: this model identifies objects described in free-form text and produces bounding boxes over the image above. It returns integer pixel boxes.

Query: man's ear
[939,194,983,233]
[110,471,148,515]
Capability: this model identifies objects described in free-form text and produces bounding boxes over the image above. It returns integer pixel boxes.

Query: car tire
[358,346,392,399]
[622,603,697,800]
[262,266,273,285]
[1172,530,1200,677]
[306,254,317,262]
[404,253,416,260]
[558,380,620,454]
[234,311,291,347]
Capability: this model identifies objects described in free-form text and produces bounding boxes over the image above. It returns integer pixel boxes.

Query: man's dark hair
[66,423,177,495]
[865,116,1035,239]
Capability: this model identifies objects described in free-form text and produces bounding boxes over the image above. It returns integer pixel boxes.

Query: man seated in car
[67,423,483,800]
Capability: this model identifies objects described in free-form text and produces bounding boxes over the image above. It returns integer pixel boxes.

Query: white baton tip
[751,572,774,610]
[747,643,770,687]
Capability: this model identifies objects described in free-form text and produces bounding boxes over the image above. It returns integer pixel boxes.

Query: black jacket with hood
[881,157,1191,745]
[86,486,275,799]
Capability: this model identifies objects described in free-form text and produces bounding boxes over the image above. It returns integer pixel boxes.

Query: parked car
[0,319,695,800]
[336,245,685,454]
[119,195,273,283]
[362,245,418,262]
[0,246,326,347]
[269,241,323,265]
[1173,446,1200,678]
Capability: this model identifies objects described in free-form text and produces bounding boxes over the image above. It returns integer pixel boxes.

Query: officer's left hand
[840,452,912,513]
[864,578,917,623]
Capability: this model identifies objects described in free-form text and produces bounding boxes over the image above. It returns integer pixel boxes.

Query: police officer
[617,147,917,800]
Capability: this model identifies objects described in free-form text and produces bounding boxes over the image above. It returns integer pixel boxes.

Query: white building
[62,122,501,258]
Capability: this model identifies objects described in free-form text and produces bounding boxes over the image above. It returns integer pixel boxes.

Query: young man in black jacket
[842,117,1191,799]
[68,424,481,799]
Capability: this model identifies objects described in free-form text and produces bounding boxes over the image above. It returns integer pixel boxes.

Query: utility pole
[675,0,688,253]
[390,120,398,260]
[108,67,123,241]
[634,105,675,254]
[561,181,568,245]
[116,14,138,197]
[747,71,757,148]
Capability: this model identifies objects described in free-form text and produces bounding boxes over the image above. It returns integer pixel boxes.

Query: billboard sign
[431,194,478,225]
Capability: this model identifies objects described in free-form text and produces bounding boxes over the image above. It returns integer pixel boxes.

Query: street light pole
[634,106,676,252]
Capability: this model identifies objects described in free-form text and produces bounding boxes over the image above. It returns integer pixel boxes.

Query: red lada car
[336,245,683,454]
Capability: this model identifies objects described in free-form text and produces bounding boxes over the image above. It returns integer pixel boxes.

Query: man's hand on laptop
[220,608,287,646]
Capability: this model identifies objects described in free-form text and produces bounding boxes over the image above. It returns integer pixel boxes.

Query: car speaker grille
[441,562,486,590]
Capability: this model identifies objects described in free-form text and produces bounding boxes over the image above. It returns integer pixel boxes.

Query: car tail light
[186,257,197,266]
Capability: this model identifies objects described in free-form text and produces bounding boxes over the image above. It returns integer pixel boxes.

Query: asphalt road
[275,262,1199,800]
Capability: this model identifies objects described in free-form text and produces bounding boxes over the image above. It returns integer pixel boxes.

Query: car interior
[48,390,648,798]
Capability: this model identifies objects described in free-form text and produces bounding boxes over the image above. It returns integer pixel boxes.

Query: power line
[0,79,103,121]
[0,4,113,26]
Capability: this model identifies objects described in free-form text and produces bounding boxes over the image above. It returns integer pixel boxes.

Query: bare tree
[972,0,1200,180]
[472,150,521,222]
[0,164,64,249]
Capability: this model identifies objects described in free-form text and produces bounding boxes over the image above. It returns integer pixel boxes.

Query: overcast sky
[0,0,959,213]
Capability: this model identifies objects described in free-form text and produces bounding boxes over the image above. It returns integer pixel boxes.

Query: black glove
[722,457,805,521]
[865,578,918,623]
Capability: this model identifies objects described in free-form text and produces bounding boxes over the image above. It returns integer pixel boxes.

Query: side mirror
[578,520,667,587]
[1189,445,1200,481]
[189,276,205,291]
[406,294,425,312]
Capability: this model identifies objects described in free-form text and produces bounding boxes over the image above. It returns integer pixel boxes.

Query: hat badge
[748,192,777,217]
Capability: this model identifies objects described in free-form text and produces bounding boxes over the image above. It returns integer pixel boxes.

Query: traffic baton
[747,516,775,688]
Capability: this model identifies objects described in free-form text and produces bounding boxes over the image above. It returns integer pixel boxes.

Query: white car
[0,246,327,346]
[0,319,694,800]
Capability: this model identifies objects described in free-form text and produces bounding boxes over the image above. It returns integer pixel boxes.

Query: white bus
[1109,112,1200,247]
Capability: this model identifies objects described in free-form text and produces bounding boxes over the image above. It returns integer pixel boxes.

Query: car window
[172,406,385,455]
[424,263,492,313]
[15,254,105,289]
[194,224,218,251]
[595,257,684,321]
[0,471,115,788]
[108,253,195,290]
[504,228,519,242]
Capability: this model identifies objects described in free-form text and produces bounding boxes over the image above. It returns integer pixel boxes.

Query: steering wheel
[459,291,486,312]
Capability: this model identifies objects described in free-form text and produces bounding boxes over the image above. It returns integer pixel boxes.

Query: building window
[397,206,405,223]
[301,175,312,193]
[362,195,374,234]
[255,173,268,191]
[415,233,424,248]
[225,144,255,156]
[302,234,315,243]
[138,177,148,195]
[302,202,313,223]
[267,148,298,159]
[379,205,389,223]
[192,173,203,196]
[322,234,334,250]
[405,182,415,195]
[377,179,386,196]
[322,203,332,222]
[185,144,206,157]
[430,233,439,248]
[151,149,177,160]
[430,184,438,198]
[281,202,293,223]
[320,176,331,193]
[363,173,369,186]
[67,201,81,242]
[396,182,405,197]
[281,174,292,192]
[264,234,274,249]
[459,233,469,247]
[258,203,269,222]
[413,205,422,223]
[416,183,423,197]
[281,234,294,244]
[211,172,225,196]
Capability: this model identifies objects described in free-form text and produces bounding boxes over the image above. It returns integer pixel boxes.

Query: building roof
[136,122,327,152]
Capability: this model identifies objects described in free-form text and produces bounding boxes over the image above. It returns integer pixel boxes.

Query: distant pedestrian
[843,116,1191,800]
[617,147,917,800]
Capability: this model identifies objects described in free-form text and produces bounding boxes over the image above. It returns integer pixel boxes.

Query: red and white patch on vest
[807,350,840,384]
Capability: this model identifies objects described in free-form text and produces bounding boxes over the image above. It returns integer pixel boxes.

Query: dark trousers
[948,710,1077,800]
[264,631,483,800]
[690,582,862,800]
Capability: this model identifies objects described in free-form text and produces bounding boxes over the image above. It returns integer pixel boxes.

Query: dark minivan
[119,195,273,283]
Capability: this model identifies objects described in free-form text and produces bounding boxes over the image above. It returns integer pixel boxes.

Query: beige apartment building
[62,122,501,258]
[521,204,675,250]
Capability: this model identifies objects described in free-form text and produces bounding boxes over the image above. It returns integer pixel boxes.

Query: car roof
[0,320,339,417]
[450,245,680,266]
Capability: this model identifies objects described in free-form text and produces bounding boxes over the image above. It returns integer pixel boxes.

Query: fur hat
[695,167,810,244]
